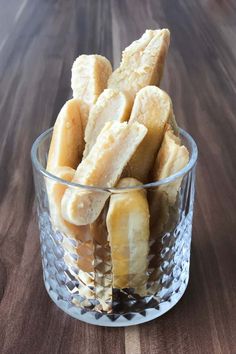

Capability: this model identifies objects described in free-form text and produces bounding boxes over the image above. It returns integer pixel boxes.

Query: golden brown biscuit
[47,166,81,237]
[46,99,84,172]
[61,121,147,226]
[90,204,112,312]
[46,166,94,273]
[71,55,112,130]
[108,29,170,100]
[83,89,132,157]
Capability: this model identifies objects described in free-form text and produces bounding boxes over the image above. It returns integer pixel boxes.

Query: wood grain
[0,0,236,353]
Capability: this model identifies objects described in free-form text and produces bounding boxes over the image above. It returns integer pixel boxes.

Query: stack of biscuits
[46,29,189,310]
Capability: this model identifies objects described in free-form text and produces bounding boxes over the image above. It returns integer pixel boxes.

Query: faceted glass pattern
[32,128,197,326]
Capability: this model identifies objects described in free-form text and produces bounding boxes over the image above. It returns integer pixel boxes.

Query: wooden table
[0,1,235,353]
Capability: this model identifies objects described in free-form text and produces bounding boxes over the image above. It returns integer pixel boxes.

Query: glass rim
[31,127,198,192]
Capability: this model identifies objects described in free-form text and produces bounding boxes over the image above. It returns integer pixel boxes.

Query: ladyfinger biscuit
[61,121,147,226]
[47,168,95,306]
[47,166,79,237]
[46,166,94,272]
[108,29,170,100]
[127,86,175,182]
[106,178,150,295]
[90,204,113,312]
[46,99,83,172]
[150,125,189,234]
[71,55,112,130]
[83,89,132,157]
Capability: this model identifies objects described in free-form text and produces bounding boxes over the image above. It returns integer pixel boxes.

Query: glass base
[40,208,192,327]
[44,276,189,327]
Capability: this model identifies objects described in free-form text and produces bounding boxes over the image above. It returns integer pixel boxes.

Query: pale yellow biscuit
[127,86,175,182]
[83,89,132,157]
[61,121,147,226]
[71,54,112,130]
[108,29,170,100]
[150,125,189,234]
[106,178,150,295]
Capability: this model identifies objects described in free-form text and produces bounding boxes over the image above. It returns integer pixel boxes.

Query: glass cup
[31,128,198,327]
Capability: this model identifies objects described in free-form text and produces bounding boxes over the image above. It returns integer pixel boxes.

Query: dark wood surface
[0,1,236,353]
